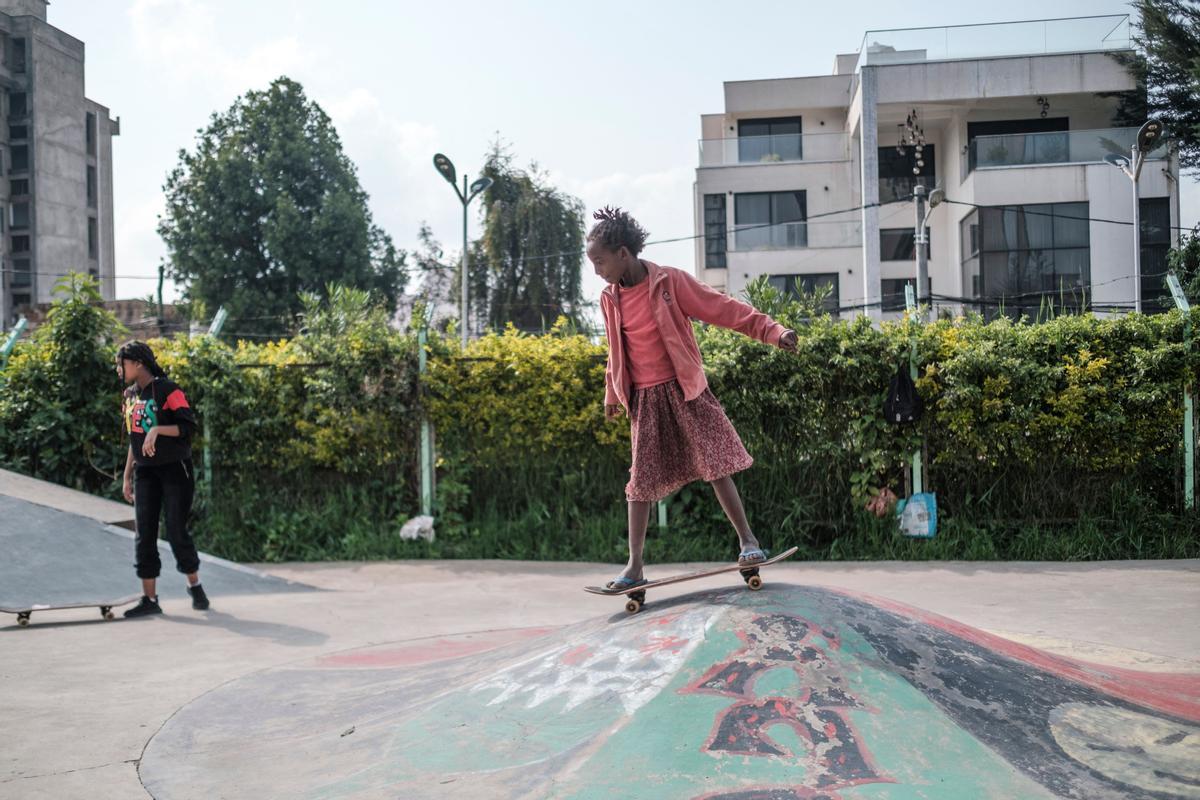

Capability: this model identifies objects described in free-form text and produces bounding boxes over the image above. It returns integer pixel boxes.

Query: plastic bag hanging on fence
[896,492,937,538]
[884,363,923,424]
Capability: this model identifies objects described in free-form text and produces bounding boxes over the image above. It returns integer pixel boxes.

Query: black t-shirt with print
[124,377,196,466]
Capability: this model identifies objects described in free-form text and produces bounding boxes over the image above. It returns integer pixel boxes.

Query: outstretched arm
[672,269,789,347]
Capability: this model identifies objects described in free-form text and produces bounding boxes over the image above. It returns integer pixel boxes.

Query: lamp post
[433,153,493,347]
[1104,118,1165,313]
[912,185,943,320]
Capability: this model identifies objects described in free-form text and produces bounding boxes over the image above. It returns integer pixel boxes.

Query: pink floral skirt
[625,379,753,502]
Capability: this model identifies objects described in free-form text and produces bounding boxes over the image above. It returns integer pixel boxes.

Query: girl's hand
[779,329,798,351]
[142,427,159,458]
[123,477,134,504]
[605,404,624,421]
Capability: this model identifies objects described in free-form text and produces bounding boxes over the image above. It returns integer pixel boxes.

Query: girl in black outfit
[115,341,209,617]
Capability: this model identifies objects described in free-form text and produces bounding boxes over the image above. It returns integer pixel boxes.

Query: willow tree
[478,143,586,332]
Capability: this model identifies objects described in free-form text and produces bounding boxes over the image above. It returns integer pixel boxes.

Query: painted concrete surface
[0,494,313,611]
[140,585,1200,800]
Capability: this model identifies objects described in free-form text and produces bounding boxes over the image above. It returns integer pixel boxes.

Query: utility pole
[1104,118,1165,313]
[433,154,493,347]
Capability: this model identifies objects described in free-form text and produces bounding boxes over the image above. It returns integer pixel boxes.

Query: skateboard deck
[1,595,141,627]
[584,546,798,613]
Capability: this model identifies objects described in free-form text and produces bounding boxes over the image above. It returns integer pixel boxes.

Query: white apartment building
[693,15,1182,319]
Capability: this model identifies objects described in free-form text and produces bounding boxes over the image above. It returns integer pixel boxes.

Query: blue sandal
[738,547,768,566]
[605,575,648,592]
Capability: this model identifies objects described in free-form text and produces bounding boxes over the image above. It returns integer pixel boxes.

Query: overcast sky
[50,0,1199,312]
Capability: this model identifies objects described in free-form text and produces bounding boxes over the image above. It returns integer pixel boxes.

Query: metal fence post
[1167,274,1193,510]
[905,284,923,495]
[418,327,434,517]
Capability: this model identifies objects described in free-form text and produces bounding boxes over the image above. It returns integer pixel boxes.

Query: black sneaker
[187,583,210,610]
[123,595,162,618]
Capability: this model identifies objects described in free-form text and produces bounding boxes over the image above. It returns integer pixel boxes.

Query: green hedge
[2,276,1197,562]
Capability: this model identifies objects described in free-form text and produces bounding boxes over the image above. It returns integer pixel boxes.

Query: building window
[10,179,28,196]
[9,125,26,140]
[738,116,802,163]
[703,194,727,269]
[734,190,807,250]
[9,92,27,117]
[878,145,935,204]
[10,145,28,173]
[88,217,98,259]
[880,227,930,261]
[11,257,30,287]
[10,38,25,73]
[87,165,97,208]
[11,202,29,229]
[86,112,97,157]
[11,234,29,253]
[961,202,1090,319]
[767,272,839,316]
[1140,197,1172,313]
[11,292,30,310]
[881,278,933,311]
[967,118,1069,171]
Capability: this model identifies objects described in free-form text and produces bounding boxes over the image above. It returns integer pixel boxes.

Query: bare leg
[617,500,652,582]
[141,578,156,598]
[187,572,199,586]
[711,475,760,552]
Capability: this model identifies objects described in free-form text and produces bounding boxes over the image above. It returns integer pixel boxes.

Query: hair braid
[587,206,650,256]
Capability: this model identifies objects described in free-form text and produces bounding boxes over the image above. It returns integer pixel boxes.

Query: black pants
[134,459,200,580]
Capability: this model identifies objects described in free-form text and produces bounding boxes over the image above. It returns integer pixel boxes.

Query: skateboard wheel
[17,615,29,627]
[625,599,642,614]
[102,608,115,620]
[747,575,764,591]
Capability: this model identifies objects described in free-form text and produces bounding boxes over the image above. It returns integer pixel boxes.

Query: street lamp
[433,153,493,346]
[912,185,943,320]
[1104,118,1165,313]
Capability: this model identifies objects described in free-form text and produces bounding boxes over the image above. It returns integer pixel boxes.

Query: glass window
[703,194,726,269]
[881,278,933,311]
[738,116,803,163]
[1140,197,1172,313]
[880,227,930,261]
[11,234,29,253]
[768,272,839,316]
[9,92,27,117]
[11,257,30,287]
[11,202,29,229]
[878,145,935,204]
[10,145,28,173]
[9,179,27,196]
[88,217,98,259]
[86,112,97,156]
[10,38,25,73]
[9,125,26,140]
[734,190,807,250]
[966,202,1093,318]
[87,165,96,208]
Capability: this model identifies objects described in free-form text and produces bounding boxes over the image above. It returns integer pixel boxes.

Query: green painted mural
[141,586,1200,799]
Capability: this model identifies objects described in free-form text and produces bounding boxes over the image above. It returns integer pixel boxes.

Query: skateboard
[1,595,141,627]
[584,546,799,614]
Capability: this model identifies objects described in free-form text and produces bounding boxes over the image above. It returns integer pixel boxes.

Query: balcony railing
[966,126,1170,173]
[856,15,1130,70]
[730,220,861,252]
[699,132,849,167]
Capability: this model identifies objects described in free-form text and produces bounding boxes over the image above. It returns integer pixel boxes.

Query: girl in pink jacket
[588,207,797,591]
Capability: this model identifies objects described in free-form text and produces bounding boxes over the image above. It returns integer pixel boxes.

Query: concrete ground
[2,469,1198,799]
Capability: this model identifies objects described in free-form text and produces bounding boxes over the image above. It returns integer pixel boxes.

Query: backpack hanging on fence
[884,363,923,424]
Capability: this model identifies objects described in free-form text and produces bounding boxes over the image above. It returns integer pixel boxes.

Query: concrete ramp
[140,585,1200,799]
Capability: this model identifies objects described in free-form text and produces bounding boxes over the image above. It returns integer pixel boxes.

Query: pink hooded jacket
[601,260,788,411]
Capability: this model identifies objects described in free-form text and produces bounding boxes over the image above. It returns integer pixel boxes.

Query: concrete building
[693,15,1181,319]
[0,0,118,328]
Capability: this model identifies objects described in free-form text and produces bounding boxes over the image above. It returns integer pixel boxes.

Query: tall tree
[159,77,407,335]
[478,142,587,332]
[1111,0,1200,171]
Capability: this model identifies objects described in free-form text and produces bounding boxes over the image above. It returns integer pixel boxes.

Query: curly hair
[587,206,650,256]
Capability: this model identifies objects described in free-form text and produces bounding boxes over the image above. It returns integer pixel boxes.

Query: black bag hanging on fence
[884,363,923,424]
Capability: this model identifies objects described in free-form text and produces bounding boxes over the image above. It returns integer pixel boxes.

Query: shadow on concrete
[160,610,328,647]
